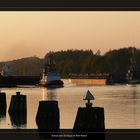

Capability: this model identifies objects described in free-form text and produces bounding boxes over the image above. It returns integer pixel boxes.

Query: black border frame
[0,1,140,140]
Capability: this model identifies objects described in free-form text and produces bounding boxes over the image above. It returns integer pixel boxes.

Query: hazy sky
[0,11,140,61]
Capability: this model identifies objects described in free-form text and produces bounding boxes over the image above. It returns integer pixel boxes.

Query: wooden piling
[73,107,105,131]
[8,92,27,126]
[36,101,60,131]
[9,113,27,126]
[0,92,7,116]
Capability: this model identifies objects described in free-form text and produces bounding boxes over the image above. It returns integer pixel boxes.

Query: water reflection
[41,88,47,101]
[0,115,6,126]
[41,87,58,101]
[0,111,6,118]
[105,84,140,128]
[2,80,140,129]
[9,113,27,128]
[47,89,57,100]
[131,86,137,127]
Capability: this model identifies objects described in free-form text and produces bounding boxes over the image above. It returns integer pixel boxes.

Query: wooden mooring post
[0,92,7,116]
[36,101,60,131]
[73,107,105,131]
[73,90,105,139]
[8,92,27,126]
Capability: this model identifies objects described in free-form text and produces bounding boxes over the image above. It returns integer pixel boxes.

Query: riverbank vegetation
[0,47,140,77]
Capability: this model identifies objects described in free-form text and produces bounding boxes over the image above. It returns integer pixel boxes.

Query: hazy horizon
[0,11,140,61]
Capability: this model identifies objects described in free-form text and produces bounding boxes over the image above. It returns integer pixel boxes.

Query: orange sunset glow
[0,11,140,61]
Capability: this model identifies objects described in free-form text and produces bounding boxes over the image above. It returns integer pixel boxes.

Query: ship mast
[127,47,136,81]
[44,53,56,74]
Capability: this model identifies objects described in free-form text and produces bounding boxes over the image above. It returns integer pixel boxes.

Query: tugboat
[126,48,140,84]
[39,53,64,88]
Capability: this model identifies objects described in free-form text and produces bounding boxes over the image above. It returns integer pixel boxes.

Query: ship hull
[127,80,140,84]
[45,80,64,88]
[0,76,40,87]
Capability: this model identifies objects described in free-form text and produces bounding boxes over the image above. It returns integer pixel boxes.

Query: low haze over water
[1,79,140,129]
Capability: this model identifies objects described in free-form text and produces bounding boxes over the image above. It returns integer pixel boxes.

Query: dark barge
[0,75,40,87]
[69,73,127,85]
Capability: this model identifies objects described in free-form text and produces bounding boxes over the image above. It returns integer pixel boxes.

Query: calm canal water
[1,79,140,129]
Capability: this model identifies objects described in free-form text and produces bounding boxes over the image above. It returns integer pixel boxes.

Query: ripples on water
[1,79,140,129]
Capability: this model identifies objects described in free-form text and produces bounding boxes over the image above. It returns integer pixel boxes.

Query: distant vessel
[126,48,140,84]
[0,55,63,88]
[39,53,64,88]
[69,73,109,79]
[69,73,108,86]
[0,66,40,87]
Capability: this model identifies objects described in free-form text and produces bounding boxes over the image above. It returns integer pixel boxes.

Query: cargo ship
[0,54,63,88]
[0,64,39,87]
[69,73,109,86]
[126,48,140,84]
[39,54,64,88]
[106,48,140,85]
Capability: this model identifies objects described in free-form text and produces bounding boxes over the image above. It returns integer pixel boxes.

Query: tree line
[0,47,140,77]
